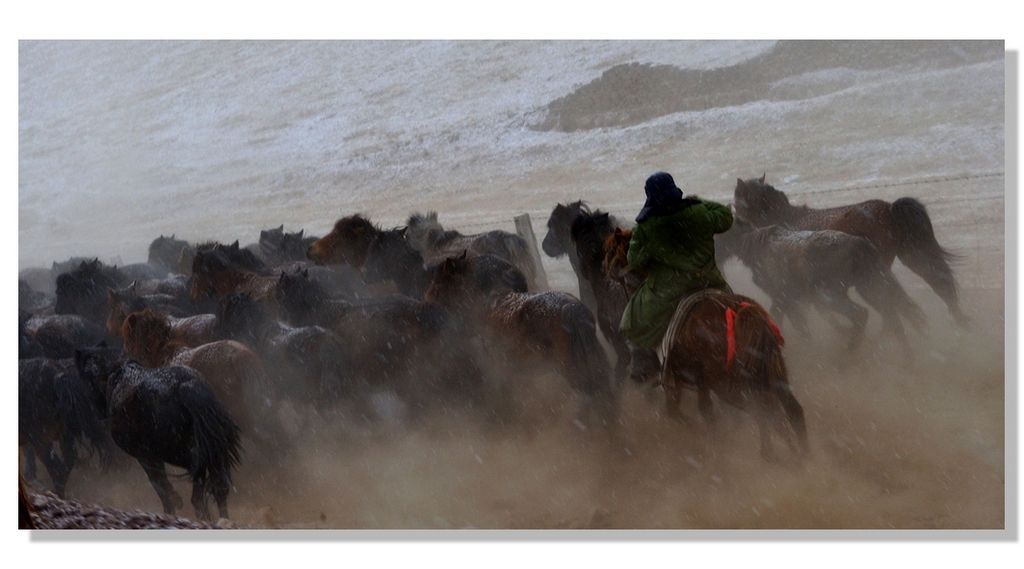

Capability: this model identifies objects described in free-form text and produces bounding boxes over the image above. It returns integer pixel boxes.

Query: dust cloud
[46,277,1004,530]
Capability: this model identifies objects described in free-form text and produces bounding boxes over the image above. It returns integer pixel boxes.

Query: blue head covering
[636,172,684,222]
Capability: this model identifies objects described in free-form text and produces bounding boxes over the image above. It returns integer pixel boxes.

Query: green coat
[618,199,733,349]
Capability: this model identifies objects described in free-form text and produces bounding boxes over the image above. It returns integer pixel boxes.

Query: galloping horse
[119,308,276,447]
[426,252,618,435]
[406,211,540,290]
[733,175,966,326]
[604,228,808,460]
[74,346,241,521]
[715,216,928,359]
[20,357,112,498]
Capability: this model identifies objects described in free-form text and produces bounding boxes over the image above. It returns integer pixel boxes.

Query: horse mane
[334,214,382,236]
[407,211,462,247]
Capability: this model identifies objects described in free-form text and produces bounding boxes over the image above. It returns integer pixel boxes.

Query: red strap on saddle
[725,302,785,370]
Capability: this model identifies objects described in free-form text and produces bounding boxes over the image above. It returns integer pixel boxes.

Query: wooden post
[514,213,550,291]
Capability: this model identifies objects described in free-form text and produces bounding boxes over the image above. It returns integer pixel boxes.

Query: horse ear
[736,178,745,190]
[129,279,138,294]
[231,240,240,250]
[297,229,304,238]
[302,268,309,278]
[759,173,766,184]
[458,250,468,261]
[278,224,284,231]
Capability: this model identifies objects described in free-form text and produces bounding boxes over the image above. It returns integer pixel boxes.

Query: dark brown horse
[715,216,928,359]
[119,308,276,447]
[19,357,112,498]
[406,211,540,290]
[604,228,808,460]
[190,242,279,312]
[734,175,966,326]
[425,252,618,435]
[74,346,241,521]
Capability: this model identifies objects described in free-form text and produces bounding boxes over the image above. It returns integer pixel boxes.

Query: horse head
[734,175,791,227]
[307,214,379,267]
[542,201,589,258]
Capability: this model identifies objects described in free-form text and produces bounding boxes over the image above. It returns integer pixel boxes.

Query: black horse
[74,346,242,521]
[19,357,112,498]
[148,234,193,276]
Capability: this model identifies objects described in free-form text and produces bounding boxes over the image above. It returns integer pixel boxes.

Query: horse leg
[190,474,212,521]
[772,382,809,458]
[138,459,184,515]
[697,386,715,427]
[21,446,38,483]
[33,441,71,498]
[820,289,868,354]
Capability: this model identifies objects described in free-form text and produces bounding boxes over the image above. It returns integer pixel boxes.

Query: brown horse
[426,252,618,435]
[715,216,928,360]
[733,175,966,327]
[406,211,540,290]
[190,242,279,313]
[107,285,216,347]
[120,308,277,447]
[603,228,808,460]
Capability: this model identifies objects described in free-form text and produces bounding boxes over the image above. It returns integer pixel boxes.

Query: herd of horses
[18,175,965,523]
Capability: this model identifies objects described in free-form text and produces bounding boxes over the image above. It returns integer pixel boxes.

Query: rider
[619,171,734,382]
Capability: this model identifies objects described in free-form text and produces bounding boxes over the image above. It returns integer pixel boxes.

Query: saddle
[658,288,728,389]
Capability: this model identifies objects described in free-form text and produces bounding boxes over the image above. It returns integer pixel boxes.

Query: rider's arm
[702,200,734,234]
[626,223,651,271]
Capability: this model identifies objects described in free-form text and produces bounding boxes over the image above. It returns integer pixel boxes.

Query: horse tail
[731,303,807,452]
[890,197,966,326]
[53,371,113,470]
[178,377,242,491]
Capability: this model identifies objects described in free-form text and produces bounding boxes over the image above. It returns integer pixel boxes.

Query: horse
[107,285,216,346]
[74,345,241,521]
[54,259,128,325]
[23,313,118,360]
[733,175,967,327]
[148,234,193,276]
[559,205,634,382]
[19,357,112,498]
[425,251,618,436]
[259,225,319,266]
[215,291,352,406]
[542,200,600,314]
[119,307,277,447]
[363,227,528,299]
[715,216,928,359]
[406,211,540,290]
[190,242,279,312]
[603,228,808,460]
[275,268,486,416]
